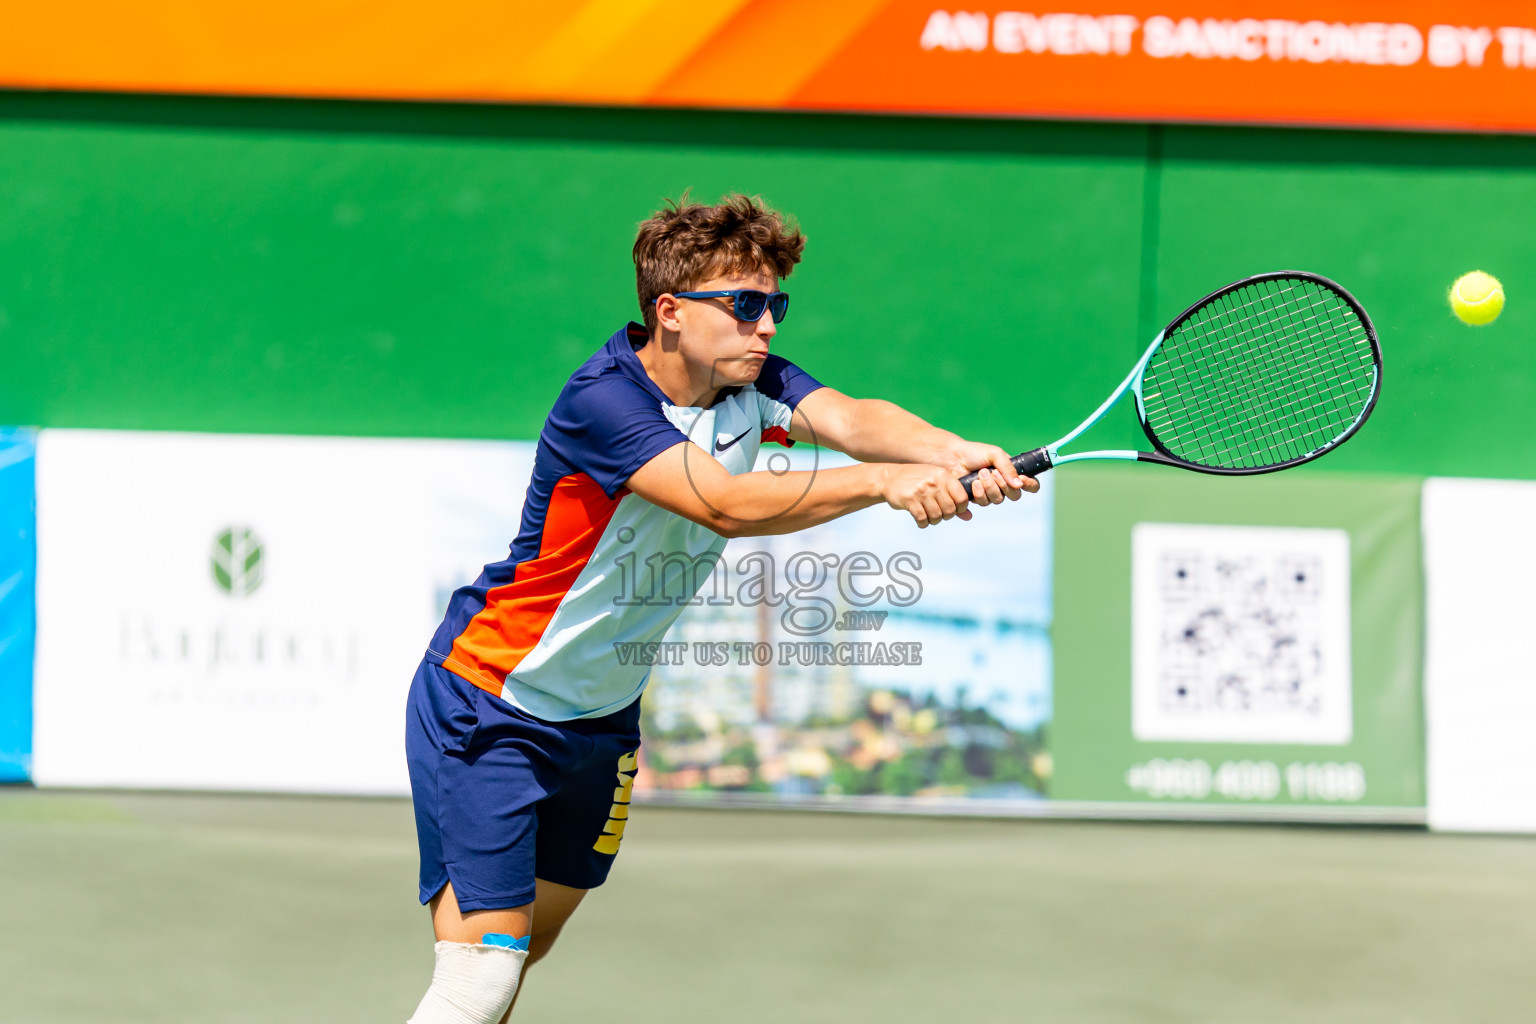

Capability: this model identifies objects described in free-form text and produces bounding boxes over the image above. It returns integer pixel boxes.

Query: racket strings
[1163,294,1364,457]
[1158,296,1369,466]
[1157,286,1372,466]
[1141,277,1376,469]
[1217,287,1375,461]
[1153,301,1362,441]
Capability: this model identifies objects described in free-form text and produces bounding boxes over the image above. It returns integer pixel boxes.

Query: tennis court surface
[3,789,1533,1024]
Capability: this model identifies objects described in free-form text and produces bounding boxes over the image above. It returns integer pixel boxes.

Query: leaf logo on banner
[212,526,265,597]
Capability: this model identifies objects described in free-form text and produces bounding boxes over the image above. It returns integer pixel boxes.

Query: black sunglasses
[658,289,790,324]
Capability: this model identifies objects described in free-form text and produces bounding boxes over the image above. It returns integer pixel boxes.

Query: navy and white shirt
[427,322,823,720]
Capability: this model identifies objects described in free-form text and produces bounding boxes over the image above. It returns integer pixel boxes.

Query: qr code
[1132,524,1352,744]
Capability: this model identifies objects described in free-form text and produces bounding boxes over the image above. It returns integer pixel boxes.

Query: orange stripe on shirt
[443,472,623,696]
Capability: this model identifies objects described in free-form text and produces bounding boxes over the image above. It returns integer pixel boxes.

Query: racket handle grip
[957,447,1053,498]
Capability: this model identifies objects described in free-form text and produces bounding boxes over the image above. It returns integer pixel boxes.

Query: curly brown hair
[633,192,806,333]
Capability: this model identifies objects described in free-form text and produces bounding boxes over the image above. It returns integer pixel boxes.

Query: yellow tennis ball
[1450,270,1505,326]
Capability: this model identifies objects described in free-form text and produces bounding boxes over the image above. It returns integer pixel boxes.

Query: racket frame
[1007,271,1381,479]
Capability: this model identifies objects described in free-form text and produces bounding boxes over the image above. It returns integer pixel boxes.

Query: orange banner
[5,2,1536,132]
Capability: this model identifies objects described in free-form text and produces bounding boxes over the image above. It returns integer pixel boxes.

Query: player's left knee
[526,925,565,966]
[408,939,528,1024]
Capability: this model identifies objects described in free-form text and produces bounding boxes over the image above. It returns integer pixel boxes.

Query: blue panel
[0,428,36,782]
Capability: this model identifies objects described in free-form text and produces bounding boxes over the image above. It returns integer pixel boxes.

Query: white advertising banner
[34,429,532,794]
[1423,477,1536,833]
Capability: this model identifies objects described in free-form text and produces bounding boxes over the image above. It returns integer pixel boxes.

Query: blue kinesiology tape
[480,933,530,952]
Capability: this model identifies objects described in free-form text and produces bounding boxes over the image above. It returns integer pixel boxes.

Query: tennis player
[404,193,1037,1022]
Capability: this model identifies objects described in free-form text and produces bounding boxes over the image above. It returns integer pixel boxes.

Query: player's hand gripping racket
[959,271,1381,495]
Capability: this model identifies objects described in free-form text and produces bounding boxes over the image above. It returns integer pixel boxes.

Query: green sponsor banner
[1052,465,1424,812]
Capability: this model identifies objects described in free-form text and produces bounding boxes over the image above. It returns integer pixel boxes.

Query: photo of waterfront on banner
[634,450,1054,803]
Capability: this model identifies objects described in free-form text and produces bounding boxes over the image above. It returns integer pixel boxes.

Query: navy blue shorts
[405,658,642,911]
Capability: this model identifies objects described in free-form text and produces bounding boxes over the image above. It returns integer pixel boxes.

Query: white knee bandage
[407,941,528,1024]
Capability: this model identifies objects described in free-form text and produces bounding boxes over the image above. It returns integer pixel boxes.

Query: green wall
[0,93,1146,451]
[2,93,1535,478]
[1155,128,1536,479]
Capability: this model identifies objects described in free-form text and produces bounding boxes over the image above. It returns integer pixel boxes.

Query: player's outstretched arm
[791,387,1038,504]
[626,441,980,536]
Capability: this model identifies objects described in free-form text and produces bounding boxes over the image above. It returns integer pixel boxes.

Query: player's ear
[655,294,684,333]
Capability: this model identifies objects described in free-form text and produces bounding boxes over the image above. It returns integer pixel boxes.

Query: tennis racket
[959,271,1381,495]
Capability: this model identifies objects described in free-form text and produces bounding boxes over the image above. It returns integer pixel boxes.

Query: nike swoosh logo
[714,428,752,453]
